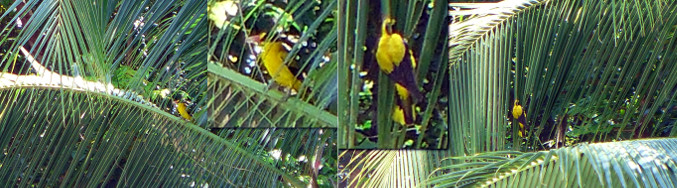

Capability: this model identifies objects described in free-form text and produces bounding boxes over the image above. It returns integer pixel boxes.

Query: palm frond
[0,93,334,187]
[449,0,677,152]
[339,150,440,188]
[208,62,338,127]
[0,0,209,126]
[427,138,677,187]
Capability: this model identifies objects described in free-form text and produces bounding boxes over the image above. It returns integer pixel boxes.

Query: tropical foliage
[427,138,677,187]
[0,0,336,187]
[338,0,449,149]
[340,0,677,187]
[207,0,338,128]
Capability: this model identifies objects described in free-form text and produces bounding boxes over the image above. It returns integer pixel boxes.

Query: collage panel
[0,0,208,125]
[339,0,677,187]
[2,0,677,187]
[338,0,450,149]
[207,0,338,128]
[0,0,212,186]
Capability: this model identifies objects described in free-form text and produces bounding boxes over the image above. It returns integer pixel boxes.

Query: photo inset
[207,0,338,128]
[338,0,449,149]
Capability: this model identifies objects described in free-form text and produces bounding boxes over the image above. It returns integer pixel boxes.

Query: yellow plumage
[177,102,192,121]
[375,18,423,125]
[512,100,523,119]
[260,41,302,91]
[392,105,406,125]
[512,100,526,137]
[392,84,415,125]
[376,19,406,74]
[395,83,409,100]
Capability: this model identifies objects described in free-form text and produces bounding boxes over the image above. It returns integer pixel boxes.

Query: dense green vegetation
[340,0,677,187]
[0,0,336,187]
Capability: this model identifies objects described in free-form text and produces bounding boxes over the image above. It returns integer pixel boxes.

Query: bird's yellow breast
[376,33,406,73]
[512,105,522,119]
[512,101,523,119]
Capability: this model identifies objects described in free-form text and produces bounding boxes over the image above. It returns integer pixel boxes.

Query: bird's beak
[247,34,262,44]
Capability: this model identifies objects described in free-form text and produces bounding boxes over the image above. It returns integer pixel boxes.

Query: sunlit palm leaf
[0,0,209,125]
[427,138,677,187]
[339,150,440,188]
[0,91,332,186]
[208,62,338,127]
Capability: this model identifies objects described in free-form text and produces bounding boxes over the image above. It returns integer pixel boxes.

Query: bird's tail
[292,80,302,92]
[395,84,416,125]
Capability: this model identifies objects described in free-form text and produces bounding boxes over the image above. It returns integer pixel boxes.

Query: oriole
[375,18,423,100]
[376,18,421,125]
[512,100,527,137]
[177,100,193,121]
[252,34,302,91]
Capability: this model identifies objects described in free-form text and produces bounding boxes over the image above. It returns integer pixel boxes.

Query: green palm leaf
[427,138,677,187]
[1,0,209,125]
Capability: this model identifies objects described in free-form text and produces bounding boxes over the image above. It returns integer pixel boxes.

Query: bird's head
[382,18,396,35]
[247,32,267,44]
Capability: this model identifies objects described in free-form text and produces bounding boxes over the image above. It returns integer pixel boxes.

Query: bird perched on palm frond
[173,92,193,121]
[375,18,422,125]
[249,33,303,92]
[512,99,527,137]
[176,101,192,121]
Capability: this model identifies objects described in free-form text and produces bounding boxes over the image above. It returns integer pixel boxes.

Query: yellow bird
[375,18,422,125]
[512,100,527,137]
[254,34,302,91]
[375,18,422,101]
[177,101,193,121]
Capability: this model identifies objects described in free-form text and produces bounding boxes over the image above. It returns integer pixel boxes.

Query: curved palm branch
[0,93,334,187]
[427,138,677,187]
[1,0,209,125]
